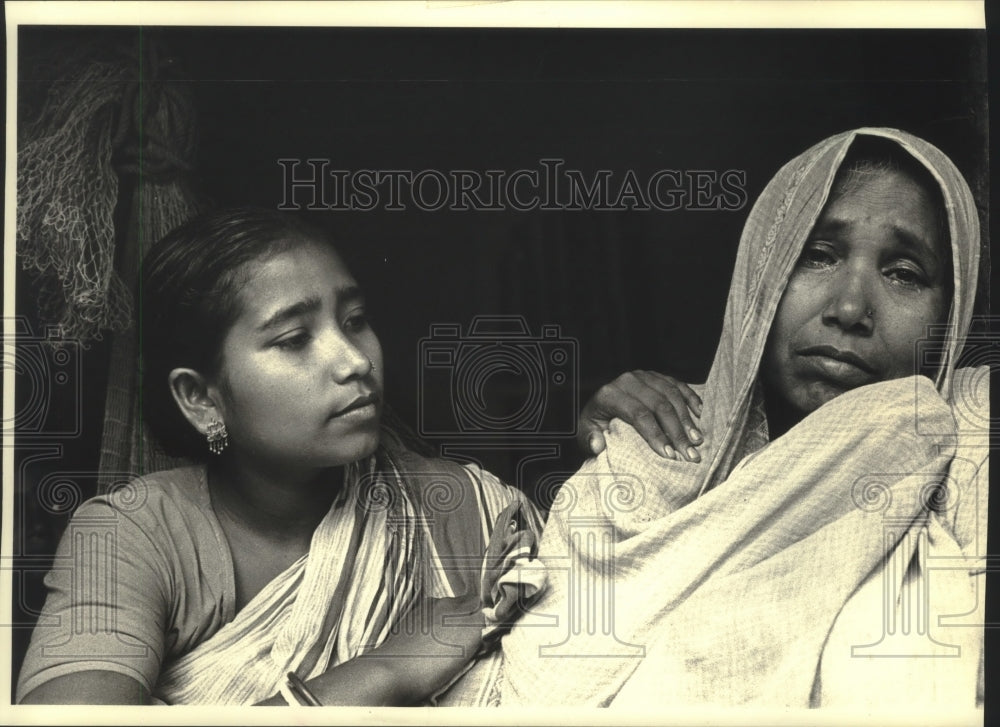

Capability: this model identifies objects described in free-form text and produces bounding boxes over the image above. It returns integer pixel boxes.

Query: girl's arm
[19,671,152,705]
[257,593,485,706]
[15,498,171,705]
[22,596,482,707]
[260,496,543,707]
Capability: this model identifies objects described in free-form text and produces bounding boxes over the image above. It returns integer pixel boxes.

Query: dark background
[11,25,989,693]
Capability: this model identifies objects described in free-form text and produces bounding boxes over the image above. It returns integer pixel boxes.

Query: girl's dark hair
[140,206,334,459]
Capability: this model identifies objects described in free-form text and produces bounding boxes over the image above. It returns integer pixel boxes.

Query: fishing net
[17,58,133,344]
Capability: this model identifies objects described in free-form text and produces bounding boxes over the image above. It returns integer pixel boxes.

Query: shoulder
[73,466,210,534]
[383,438,543,538]
[602,418,687,483]
[61,466,220,572]
[592,418,707,517]
[405,450,531,516]
[381,433,525,511]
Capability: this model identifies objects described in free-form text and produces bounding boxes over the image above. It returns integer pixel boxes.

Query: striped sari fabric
[154,431,536,705]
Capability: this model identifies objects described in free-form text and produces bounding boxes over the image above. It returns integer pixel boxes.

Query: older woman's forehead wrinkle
[817,176,944,265]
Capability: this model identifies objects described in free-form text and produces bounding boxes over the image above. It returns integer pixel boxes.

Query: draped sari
[17,428,543,705]
[440,128,987,710]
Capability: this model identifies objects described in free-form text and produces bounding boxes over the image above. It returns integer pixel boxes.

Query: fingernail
[663,445,677,460]
[686,446,701,462]
[687,427,702,443]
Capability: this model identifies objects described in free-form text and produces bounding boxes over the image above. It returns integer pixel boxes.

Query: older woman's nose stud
[865,307,875,319]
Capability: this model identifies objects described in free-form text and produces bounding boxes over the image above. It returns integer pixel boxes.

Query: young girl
[16,207,547,705]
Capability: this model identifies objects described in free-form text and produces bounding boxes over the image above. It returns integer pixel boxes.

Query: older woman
[442,127,987,709]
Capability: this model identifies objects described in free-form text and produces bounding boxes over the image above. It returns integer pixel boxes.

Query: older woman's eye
[797,243,836,268]
[886,264,928,287]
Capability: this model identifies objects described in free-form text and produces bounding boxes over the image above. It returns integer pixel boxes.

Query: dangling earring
[206,419,228,455]
[368,357,377,372]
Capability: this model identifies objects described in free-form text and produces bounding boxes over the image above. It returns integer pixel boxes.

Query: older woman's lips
[797,345,878,387]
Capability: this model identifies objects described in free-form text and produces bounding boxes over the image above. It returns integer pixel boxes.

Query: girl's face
[207,239,384,471]
[761,166,951,427]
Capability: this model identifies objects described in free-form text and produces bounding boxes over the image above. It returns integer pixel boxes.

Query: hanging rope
[98,37,203,484]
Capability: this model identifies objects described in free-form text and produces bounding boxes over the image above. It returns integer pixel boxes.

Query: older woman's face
[761,165,950,426]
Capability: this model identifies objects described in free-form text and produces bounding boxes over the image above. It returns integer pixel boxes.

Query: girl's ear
[168,368,224,437]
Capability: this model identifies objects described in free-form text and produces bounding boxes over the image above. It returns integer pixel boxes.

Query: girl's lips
[330,402,378,422]
[329,393,379,419]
